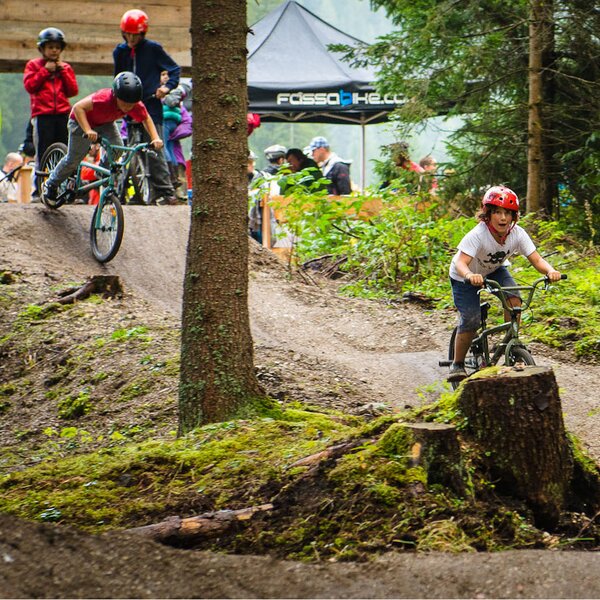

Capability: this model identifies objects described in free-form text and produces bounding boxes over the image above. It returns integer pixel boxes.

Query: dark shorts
[450,266,519,333]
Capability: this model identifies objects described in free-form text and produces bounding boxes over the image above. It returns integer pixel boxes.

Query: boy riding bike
[448,185,562,382]
[43,71,163,203]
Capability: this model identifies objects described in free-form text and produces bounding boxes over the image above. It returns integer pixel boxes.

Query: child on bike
[43,72,163,203]
[448,185,562,382]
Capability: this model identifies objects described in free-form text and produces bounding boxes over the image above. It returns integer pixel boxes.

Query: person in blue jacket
[113,9,181,205]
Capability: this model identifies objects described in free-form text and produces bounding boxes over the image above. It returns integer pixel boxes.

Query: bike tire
[447,327,481,390]
[122,154,151,205]
[39,143,68,209]
[90,193,124,263]
[506,346,536,367]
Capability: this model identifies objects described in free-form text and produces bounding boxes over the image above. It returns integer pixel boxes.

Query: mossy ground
[1,268,599,562]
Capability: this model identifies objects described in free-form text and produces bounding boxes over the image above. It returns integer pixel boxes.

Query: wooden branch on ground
[286,440,363,470]
[53,275,123,304]
[122,503,274,543]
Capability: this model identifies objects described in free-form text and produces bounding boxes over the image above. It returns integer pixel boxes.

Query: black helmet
[37,28,66,50]
[264,144,286,162]
[112,72,143,103]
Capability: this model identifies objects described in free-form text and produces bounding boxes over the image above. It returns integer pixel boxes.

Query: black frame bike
[440,274,567,389]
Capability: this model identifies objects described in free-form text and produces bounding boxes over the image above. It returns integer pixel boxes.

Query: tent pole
[360,123,366,191]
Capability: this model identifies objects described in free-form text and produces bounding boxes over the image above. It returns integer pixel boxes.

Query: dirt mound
[3,512,600,599]
[2,203,600,598]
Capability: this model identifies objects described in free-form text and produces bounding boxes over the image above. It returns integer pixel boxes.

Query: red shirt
[70,88,148,128]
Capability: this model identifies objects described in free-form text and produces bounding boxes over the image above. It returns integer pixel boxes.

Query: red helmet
[120,9,149,34]
[482,186,519,212]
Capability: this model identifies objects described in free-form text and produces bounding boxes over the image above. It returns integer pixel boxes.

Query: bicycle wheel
[447,327,482,390]
[506,346,536,367]
[39,143,68,209]
[90,193,124,263]
[122,154,151,205]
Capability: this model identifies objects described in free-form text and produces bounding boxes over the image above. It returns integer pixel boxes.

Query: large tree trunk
[527,0,554,215]
[179,0,262,431]
[458,366,572,527]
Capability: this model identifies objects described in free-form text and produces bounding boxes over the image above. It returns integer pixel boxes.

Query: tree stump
[398,423,465,494]
[458,366,572,527]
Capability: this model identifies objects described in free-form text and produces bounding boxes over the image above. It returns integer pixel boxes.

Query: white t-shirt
[449,222,536,282]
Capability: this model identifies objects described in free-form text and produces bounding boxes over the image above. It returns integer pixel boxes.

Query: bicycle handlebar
[481,274,567,311]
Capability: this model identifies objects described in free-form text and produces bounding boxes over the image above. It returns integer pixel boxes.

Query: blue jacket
[113,38,180,124]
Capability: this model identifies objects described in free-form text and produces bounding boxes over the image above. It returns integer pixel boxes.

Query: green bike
[37,136,152,263]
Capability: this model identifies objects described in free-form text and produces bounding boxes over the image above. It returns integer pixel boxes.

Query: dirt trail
[2,203,600,599]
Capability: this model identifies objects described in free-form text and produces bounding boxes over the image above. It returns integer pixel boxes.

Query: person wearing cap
[262,144,287,176]
[308,136,352,195]
[23,27,79,202]
[114,9,180,205]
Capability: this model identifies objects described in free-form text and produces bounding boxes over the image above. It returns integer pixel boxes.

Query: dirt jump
[1,203,599,598]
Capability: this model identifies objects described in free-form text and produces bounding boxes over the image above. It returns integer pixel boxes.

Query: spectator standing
[262,144,287,175]
[0,153,24,203]
[279,148,326,195]
[169,103,193,202]
[308,136,352,195]
[113,9,180,205]
[23,28,78,202]
[419,154,439,193]
[391,141,424,175]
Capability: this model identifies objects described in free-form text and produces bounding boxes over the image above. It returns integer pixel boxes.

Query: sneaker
[155,195,178,206]
[447,363,467,383]
[42,181,58,202]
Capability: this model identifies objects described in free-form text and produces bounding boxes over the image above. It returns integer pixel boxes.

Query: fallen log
[123,503,274,544]
[54,275,123,304]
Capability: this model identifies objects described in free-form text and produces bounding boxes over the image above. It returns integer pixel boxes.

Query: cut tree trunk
[401,422,465,494]
[458,366,572,527]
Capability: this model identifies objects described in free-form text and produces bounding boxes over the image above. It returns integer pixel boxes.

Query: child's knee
[458,312,481,333]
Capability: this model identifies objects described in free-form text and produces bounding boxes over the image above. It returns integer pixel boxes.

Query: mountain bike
[37,136,152,263]
[440,274,568,389]
[117,121,151,206]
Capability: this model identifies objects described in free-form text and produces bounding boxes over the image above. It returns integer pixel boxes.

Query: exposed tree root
[53,275,123,304]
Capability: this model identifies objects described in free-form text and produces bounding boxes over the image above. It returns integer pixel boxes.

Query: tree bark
[527,0,554,215]
[179,0,262,431]
[458,366,572,528]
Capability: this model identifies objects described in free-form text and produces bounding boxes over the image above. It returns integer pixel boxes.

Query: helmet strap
[485,221,513,245]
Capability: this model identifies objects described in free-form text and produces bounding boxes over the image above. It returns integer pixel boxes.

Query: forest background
[0,0,456,188]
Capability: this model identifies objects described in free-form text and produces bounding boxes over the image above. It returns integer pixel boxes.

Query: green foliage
[335,0,600,221]
[281,190,599,357]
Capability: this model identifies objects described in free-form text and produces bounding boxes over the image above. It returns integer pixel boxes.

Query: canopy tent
[247,0,401,187]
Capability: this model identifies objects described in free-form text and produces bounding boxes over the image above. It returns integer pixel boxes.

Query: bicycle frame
[470,277,556,368]
[70,137,149,223]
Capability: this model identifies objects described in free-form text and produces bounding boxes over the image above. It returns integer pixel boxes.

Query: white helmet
[264,144,286,162]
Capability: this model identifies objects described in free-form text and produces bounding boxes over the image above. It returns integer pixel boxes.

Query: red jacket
[23,57,78,117]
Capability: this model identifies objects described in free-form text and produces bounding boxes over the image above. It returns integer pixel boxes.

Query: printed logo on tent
[276,89,402,108]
